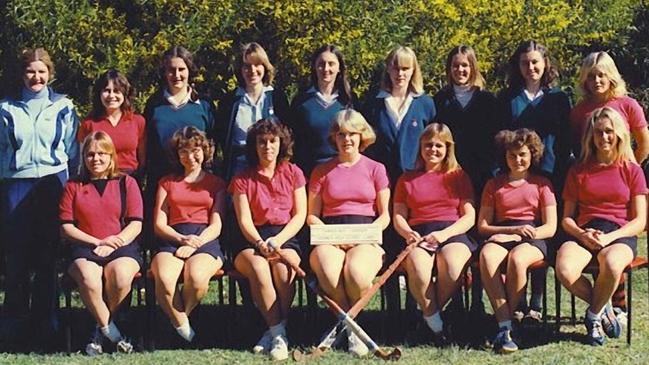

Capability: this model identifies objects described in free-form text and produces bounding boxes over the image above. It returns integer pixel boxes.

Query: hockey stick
[267,240,404,361]
[293,239,425,360]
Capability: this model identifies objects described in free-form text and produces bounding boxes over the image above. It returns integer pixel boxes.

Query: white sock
[498,320,512,331]
[269,323,285,338]
[100,321,122,343]
[175,320,195,342]
[587,308,603,321]
[423,311,443,333]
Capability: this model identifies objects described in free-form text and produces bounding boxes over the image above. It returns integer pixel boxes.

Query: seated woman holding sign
[230,118,307,361]
[556,107,647,346]
[393,123,476,342]
[308,109,390,357]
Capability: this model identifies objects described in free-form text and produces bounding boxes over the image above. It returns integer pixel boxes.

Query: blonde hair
[578,51,627,101]
[237,42,275,86]
[381,46,424,94]
[328,109,376,152]
[80,131,121,181]
[445,45,485,90]
[580,107,635,164]
[414,123,459,173]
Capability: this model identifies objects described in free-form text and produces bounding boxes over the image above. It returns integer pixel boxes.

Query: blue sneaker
[600,303,621,338]
[493,328,518,354]
[584,310,606,346]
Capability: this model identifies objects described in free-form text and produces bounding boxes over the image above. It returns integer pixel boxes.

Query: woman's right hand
[405,230,422,244]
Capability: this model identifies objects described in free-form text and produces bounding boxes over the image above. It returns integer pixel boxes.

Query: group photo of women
[0,38,647,360]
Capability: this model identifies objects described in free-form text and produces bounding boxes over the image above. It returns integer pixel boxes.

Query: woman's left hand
[181,234,204,248]
[99,235,125,248]
[592,232,613,248]
[93,245,115,257]
[175,246,197,259]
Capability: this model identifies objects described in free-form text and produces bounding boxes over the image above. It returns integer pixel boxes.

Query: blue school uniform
[364,91,436,182]
[144,90,215,184]
[497,87,571,183]
[289,87,352,177]
[214,87,289,181]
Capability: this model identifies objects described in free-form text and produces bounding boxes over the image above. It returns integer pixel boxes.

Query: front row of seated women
[60,106,646,358]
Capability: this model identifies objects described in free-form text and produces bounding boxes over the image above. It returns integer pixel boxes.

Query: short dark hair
[159,45,198,85]
[494,128,544,172]
[245,118,294,166]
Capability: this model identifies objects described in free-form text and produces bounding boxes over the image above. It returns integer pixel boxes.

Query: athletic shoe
[585,310,606,346]
[347,330,369,357]
[85,328,103,356]
[269,334,288,361]
[253,329,272,354]
[614,307,628,328]
[600,303,621,338]
[116,338,134,353]
[522,308,543,325]
[492,328,518,354]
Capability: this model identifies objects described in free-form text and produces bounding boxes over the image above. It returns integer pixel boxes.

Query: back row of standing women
[0,40,647,358]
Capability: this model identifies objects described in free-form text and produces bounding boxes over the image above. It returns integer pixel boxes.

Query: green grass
[2,238,649,364]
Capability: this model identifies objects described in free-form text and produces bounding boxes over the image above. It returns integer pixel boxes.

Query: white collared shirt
[378,90,419,128]
[164,87,197,110]
[308,86,339,108]
[524,88,544,102]
[233,85,274,146]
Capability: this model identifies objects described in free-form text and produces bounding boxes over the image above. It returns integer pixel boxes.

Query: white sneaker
[269,334,289,361]
[347,329,369,357]
[116,338,134,353]
[614,307,628,328]
[253,329,272,354]
[85,328,103,356]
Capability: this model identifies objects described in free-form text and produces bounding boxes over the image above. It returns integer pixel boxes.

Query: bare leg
[479,243,510,323]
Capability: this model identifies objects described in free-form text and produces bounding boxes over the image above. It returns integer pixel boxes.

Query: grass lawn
[1,238,648,364]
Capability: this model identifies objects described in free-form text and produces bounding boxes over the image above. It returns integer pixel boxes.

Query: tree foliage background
[1,0,648,116]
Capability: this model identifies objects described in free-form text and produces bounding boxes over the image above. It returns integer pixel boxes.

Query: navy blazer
[364,91,436,182]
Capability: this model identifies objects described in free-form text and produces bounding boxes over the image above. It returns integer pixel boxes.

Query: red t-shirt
[309,155,389,217]
[481,174,556,223]
[563,161,648,227]
[59,175,143,239]
[570,96,648,145]
[229,162,306,226]
[394,169,474,226]
[158,172,226,226]
[78,113,146,172]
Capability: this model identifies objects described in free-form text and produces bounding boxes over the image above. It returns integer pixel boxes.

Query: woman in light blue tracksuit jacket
[0,48,79,345]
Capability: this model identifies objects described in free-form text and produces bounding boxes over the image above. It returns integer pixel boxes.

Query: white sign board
[310,224,382,245]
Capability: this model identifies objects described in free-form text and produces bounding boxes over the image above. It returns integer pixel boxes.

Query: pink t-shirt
[78,113,146,172]
[59,175,143,239]
[158,172,226,226]
[563,161,648,227]
[570,96,648,145]
[309,155,389,217]
[394,169,474,226]
[229,162,306,226]
[481,174,556,223]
